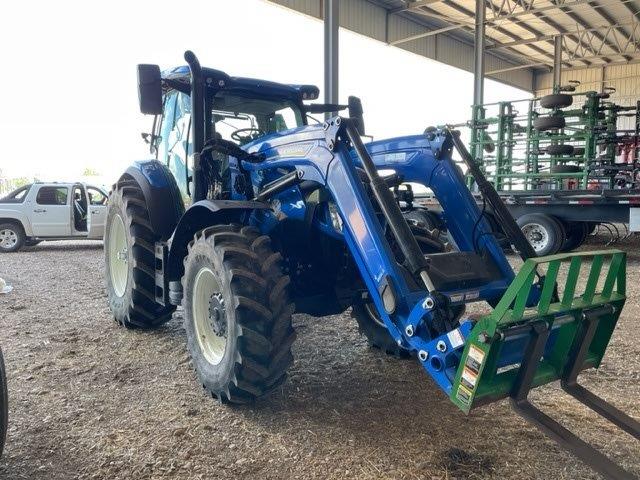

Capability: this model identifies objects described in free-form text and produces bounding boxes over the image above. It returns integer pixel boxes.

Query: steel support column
[324,0,339,119]
[553,35,563,89]
[473,0,486,105]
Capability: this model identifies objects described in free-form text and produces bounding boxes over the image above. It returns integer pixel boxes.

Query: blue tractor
[105,51,638,478]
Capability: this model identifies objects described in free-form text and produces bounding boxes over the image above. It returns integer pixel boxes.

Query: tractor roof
[161,66,319,102]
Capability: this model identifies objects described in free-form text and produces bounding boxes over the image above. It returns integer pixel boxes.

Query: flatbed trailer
[415,187,640,254]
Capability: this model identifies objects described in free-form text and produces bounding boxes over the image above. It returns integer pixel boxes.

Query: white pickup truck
[0,182,108,252]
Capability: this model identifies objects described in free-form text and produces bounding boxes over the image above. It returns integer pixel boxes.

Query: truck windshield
[211,93,304,145]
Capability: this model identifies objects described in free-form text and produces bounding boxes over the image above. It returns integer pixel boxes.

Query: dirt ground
[0,232,638,480]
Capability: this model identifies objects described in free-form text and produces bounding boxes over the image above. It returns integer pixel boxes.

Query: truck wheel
[516,214,566,256]
[0,223,24,253]
[182,225,295,404]
[0,348,7,457]
[540,94,573,109]
[560,222,590,252]
[533,115,565,131]
[105,179,175,328]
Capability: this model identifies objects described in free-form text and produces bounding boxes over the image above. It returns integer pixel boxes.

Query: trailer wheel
[540,94,573,109]
[546,144,574,156]
[182,225,295,404]
[0,222,25,253]
[560,222,590,252]
[533,115,565,131]
[0,348,7,457]
[105,179,175,328]
[516,214,566,256]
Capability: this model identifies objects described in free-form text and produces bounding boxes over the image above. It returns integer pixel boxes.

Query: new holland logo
[272,143,313,159]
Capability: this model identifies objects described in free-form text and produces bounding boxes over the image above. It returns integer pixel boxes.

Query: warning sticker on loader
[461,367,478,390]
[466,345,485,374]
[456,384,473,404]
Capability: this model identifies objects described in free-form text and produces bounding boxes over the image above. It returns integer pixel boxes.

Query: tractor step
[448,249,639,477]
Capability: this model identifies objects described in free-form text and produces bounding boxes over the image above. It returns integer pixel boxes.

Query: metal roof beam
[390,0,444,13]
[486,20,640,50]
[437,0,573,65]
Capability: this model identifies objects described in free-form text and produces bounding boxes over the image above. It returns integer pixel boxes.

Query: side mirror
[137,64,163,115]
[348,96,365,136]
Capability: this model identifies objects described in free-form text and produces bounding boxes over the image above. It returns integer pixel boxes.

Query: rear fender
[118,160,185,241]
[166,200,270,281]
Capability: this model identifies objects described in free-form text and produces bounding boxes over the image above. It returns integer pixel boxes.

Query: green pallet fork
[451,250,639,479]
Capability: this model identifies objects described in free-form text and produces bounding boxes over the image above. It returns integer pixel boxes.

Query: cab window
[87,187,107,206]
[211,94,303,145]
[36,187,68,205]
[158,91,192,202]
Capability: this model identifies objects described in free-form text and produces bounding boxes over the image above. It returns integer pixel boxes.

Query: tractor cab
[138,63,320,202]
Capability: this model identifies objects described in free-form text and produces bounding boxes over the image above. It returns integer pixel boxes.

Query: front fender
[119,160,185,241]
[166,200,270,281]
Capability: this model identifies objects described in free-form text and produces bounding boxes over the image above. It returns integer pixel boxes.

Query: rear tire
[560,222,589,252]
[182,225,295,404]
[353,216,452,358]
[516,214,566,256]
[0,222,25,253]
[105,178,175,328]
[352,303,409,357]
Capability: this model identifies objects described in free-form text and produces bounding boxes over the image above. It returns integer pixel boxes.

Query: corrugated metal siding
[267,0,534,92]
[534,64,640,130]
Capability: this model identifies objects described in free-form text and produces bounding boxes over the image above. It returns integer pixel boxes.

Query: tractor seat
[424,251,504,292]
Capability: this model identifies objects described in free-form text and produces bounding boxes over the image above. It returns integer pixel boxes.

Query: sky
[0,0,529,185]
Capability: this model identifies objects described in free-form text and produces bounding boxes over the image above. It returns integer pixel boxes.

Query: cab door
[86,186,108,239]
[30,185,72,237]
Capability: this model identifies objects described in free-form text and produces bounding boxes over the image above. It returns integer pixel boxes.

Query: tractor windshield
[210,92,304,145]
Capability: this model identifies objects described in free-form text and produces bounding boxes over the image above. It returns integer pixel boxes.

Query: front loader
[105,51,639,478]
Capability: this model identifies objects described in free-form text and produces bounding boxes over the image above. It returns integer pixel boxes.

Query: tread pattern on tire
[107,178,175,328]
[533,115,565,131]
[183,224,296,403]
[540,93,573,109]
[351,304,409,358]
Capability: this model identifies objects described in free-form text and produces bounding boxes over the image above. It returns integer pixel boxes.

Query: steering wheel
[231,127,264,143]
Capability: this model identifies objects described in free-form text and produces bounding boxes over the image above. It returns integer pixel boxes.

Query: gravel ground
[0,233,638,480]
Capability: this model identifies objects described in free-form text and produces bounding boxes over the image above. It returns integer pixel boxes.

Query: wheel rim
[0,229,18,250]
[192,267,227,365]
[522,223,549,253]
[108,214,129,297]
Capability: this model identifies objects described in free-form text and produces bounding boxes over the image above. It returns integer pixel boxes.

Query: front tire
[182,225,295,404]
[104,179,175,328]
[0,223,25,253]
